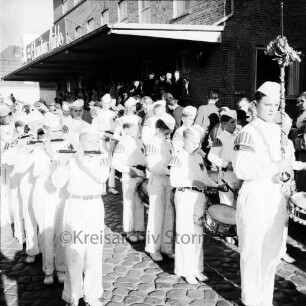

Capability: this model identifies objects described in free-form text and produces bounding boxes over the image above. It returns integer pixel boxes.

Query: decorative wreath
[265,35,301,66]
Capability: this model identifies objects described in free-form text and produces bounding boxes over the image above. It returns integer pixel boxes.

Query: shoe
[281,253,296,264]
[196,272,209,282]
[56,271,65,284]
[43,274,54,285]
[137,232,145,241]
[25,255,35,263]
[127,233,138,243]
[185,276,198,284]
[225,237,236,245]
[150,252,163,262]
[108,188,119,195]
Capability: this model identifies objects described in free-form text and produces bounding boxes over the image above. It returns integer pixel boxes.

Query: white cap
[153,100,166,108]
[14,112,28,124]
[27,110,44,123]
[190,124,205,138]
[101,94,112,104]
[257,81,281,101]
[3,98,13,106]
[0,103,11,116]
[71,99,84,108]
[182,106,197,118]
[223,109,237,121]
[43,112,61,129]
[159,113,175,131]
[124,97,137,108]
[62,103,71,111]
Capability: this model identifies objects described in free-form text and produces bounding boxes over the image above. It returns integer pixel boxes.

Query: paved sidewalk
[1,186,306,306]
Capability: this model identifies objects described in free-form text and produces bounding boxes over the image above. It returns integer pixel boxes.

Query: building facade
[5,0,306,110]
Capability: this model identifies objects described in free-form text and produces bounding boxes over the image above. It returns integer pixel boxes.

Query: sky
[0,0,54,52]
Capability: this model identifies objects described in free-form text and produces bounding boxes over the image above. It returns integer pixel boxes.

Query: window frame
[173,0,191,19]
[118,0,128,22]
[101,9,109,25]
[139,0,151,23]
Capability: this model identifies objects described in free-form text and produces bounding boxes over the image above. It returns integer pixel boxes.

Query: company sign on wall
[26,19,66,63]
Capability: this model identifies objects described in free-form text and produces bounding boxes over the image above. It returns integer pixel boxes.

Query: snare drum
[288,192,306,226]
[203,204,236,237]
[137,179,149,209]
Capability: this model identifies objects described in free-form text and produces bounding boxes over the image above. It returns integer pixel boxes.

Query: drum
[202,204,236,237]
[288,192,306,226]
[137,179,149,208]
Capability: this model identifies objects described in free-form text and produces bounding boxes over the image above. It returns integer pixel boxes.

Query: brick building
[3,0,306,110]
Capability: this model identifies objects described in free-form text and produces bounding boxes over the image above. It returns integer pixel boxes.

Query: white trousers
[174,189,206,277]
[62,197,104,306]
[145,175,174,255]
[33,176,65,275]
[20,170,39,256]
[237,181,288,306]
[1,164,13,225]
[122,174,144,233]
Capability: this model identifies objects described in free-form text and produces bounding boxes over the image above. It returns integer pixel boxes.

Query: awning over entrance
[2,23,224,82]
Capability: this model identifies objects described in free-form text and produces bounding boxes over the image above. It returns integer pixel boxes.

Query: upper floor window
[62,0,68,14]
[87,18,94,32]
[74,0,80,6]
[139,0,151,23]
[173,0,191,18]
[101,9,109,25]
[118,0,128,22]
[75,26,82,39]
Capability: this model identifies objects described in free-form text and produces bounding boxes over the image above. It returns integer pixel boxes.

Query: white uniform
[112,135,146,233]
[32,139,71,276]
[52,152,109,306]
[172,125,187,152]
[233,118,288,306]
[65,118,90,150]
[13,145,39,257]
[141,116,158,145]
[114,114,142,141]
[170,149,217,277]
[92,108,117,189]
[145,135,174,255]
[208,130,239,207]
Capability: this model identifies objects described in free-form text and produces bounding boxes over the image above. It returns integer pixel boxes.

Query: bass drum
[288,192,306,226]
[203,204,236,237]
[137,179,149,209]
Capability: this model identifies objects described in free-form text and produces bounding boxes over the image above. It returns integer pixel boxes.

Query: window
[75,26,82,39]
[118,0,128,22]
[101,9,109,25]
[173,0,191,18]
[256,48,299,97]
[139,0,151,23]
[87,18,94,32]
[62,0,68,14]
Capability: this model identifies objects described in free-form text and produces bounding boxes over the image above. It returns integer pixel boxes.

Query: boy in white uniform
[52,126,109,306]
[112,122,146,242]
[170,127,220,284]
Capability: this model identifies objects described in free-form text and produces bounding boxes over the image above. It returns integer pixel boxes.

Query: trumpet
[57,150,102,155]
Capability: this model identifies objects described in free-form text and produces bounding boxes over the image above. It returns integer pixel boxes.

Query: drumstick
[221,179,238,197]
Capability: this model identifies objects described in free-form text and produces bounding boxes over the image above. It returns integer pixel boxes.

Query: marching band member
[208,109,240,244]
[172,106,197,152]
[61,102,73,127]
[92,94,118,195]
[52,126,109,306]
[32,112,71,285]
[141,100,167,145]
[170,126,219,284]
[114,97,142,141]
[64,99,90,150]
[0,103,17,225]
[233,82,292,306]
[145,113,175,261]
[112,122,146,243]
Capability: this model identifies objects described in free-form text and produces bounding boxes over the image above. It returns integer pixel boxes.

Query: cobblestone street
[1,184,306,306]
